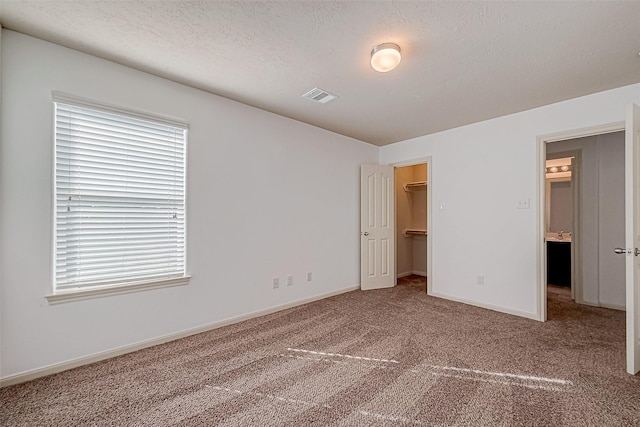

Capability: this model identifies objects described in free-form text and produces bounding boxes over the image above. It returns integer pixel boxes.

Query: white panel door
[625,103,640,374]
[361,165,395,290]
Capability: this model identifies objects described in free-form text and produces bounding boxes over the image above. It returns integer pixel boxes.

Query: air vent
[302,87,338,104]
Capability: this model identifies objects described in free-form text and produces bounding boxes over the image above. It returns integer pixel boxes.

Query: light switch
[516,199,530,209]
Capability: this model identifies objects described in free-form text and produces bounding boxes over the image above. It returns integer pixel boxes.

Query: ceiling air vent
[302,87,338,104]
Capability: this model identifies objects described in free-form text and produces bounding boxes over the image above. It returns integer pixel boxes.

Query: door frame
[536,121,624,321]
[391,156,433,294]
[624,103,640,374]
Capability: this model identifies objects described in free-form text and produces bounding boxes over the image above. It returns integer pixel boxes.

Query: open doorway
[545,154,576,306]
[544,132,626,316]
[536,106,640,375]
[394,162,429,292]
[360,160,432,292]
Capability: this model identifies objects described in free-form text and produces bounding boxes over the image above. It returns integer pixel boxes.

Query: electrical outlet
[516,198,530,209]
[287,275,293,286]
[273,278,280,289]
[307,272,312,282]
[476,275,485,286]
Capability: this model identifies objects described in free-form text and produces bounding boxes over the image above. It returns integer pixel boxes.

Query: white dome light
[371,43,401,73]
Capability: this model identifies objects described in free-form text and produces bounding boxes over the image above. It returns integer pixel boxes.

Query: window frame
[47,93,190,304]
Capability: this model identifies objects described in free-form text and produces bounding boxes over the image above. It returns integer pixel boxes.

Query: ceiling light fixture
[370,43,401,73]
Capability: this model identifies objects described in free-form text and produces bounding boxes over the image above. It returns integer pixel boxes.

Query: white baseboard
[429,291,540,321]
[581,300,625,311]
[0,284,361,388]
[397,271,427,279]
[600,302,625,311]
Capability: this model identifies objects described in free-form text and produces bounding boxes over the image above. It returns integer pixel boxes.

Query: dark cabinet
[547,241,571,287]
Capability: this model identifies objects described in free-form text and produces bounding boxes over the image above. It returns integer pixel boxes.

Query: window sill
[45,275,191,305]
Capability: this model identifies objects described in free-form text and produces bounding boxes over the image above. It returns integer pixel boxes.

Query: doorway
[545,152,579,304]
[537,122,625,320]
[359,159,432,292]
[394,159,431,293]
[395,163,427,279]
[544,132,626,314]
[545,154,576,305]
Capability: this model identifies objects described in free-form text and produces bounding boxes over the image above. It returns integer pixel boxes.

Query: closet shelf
[403,229,427,237]
[403,181,427,192]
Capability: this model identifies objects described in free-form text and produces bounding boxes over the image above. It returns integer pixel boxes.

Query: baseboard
[582,300,625,311]
[397,271,427,279]
[0,284,361,388]
[600,302,625,311]
[429,291,539,321]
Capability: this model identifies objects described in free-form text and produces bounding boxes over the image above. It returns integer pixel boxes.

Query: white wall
[380,83,640,318]
[0,31,378,379]
[547,132,625,309]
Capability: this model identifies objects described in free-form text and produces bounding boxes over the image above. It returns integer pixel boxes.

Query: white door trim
[624,103,640,374]
[536,121,625,321]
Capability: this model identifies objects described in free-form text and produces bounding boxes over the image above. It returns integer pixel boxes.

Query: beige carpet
[1,276,639,426]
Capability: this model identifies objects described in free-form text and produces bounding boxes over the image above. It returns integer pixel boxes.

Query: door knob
[362,232,369,236]
[614,248,628,254]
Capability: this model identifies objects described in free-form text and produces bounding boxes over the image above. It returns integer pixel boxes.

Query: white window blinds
[54,98,187,290]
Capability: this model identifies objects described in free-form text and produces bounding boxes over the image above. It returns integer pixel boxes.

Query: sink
[546,237,572,243]
[546,232,572,243]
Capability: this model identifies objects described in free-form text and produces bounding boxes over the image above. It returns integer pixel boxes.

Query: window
[52,95,188,299]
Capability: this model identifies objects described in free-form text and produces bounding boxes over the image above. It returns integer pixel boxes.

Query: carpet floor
[1,276,639,426]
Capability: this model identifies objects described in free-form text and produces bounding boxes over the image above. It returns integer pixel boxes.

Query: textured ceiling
[2,1,640,146]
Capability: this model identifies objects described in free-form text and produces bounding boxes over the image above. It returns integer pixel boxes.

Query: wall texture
[380,82,640,318]
[0,31,377,379]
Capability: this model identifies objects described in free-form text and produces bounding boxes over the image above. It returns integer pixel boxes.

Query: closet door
[360,165,395,290]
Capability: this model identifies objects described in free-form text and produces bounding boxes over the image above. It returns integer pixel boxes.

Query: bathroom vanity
[547,240,571,287]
